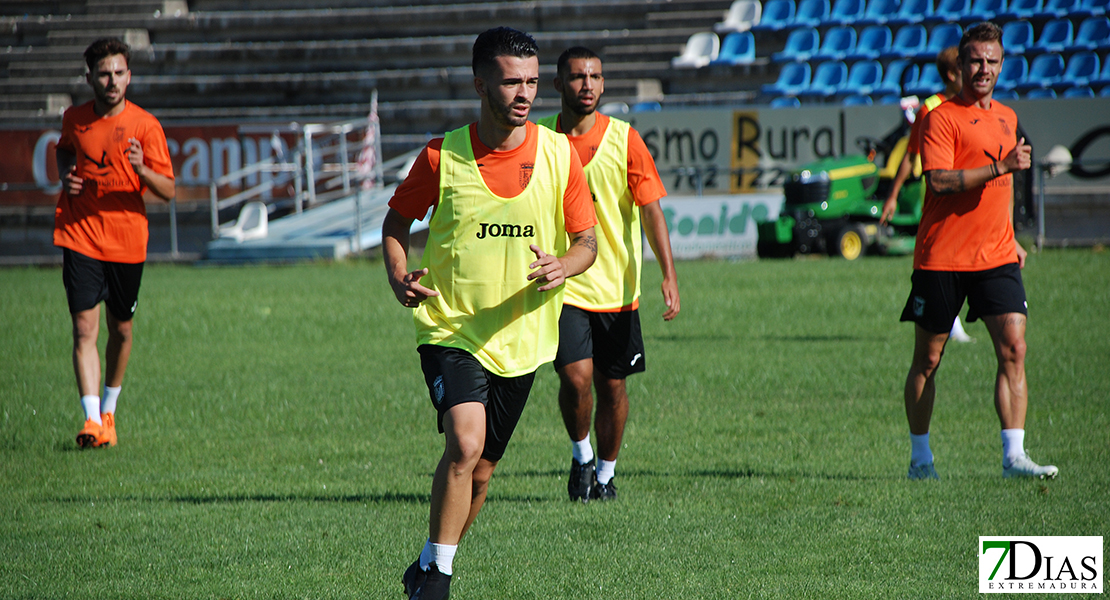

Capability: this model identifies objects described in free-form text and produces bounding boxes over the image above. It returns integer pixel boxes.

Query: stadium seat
[218,201,269,243]
[994,88,1021,99]
[794,0,832,27]
[926,0,971,22]
[1036,0,1080,18]
[710,31,757,65]
[858,0,900,23]
[801,60,849,96]
[1000,0,1043,17]
[1017,52,1066,89]
[762,61,812,95]
[842,93,874,105]
[672,32,720,68]
[882,24,928,59]
[905,63,944,96]
[888,0,935,24]
[1094,53,1110,84]
[1070,0,1109,17]
[631,101,663,112]
[1067,16,1110,51]
[964,0,1008,21]
[874,58,919,94]
[772,27,820,62]
[1002,20,1035,54]
[1062,84,1096,95]
[826,0,867,24]
[841,59,884,94]
[1100,84,1110,95]
[752,0,796,31]
[878,93,905,103]
[1055,51,1101,88]
[715,0,762,33]
[770,95,803,107]
[995,55,1029,91]
[599,102,630,115]
[917,23,962,60]
[813,25,858,60]
[1030,18,1074,55]
[849,25,894,59]
[1024,87,1059,98]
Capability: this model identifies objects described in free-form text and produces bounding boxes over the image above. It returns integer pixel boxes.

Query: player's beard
[490,96,531,128]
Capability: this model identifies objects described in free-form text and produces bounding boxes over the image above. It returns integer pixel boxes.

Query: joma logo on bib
[476,223,535,239]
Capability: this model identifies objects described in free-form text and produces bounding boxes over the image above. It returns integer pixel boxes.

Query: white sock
[572,434,594,464]
[1001,429,1026,466]
[910,432,933,466]
[102,386,121,415]
[420,540,456,575]
[597,459,617,485]
[81,395,102,425]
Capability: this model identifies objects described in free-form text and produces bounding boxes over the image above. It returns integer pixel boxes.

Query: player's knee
[999,337,1027,363]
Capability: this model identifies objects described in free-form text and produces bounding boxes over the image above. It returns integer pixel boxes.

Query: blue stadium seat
[752,0,796,32]
[995,55,1029,91]
[1024,87,1059,98]
[841,59,884,94]
[631,101,663,112]
[711,31,757,65]
[842,94,875,105]
[917,23,962,60]
[826,0,867,24]
[905,63,944,96]
[772,27,820,62]
[800,60,849,96]
[1036,0,1080,18]
[1030,18,1074,54]
[1002,20,1035,54]
[1000,0,1042,18]
[1100,84,1110,95]
[1062,85,1096,96]
[1094,52,1110,84]
[888,0,934,24]
[770,95,803,107]
[858,0,900,23]
[814,25,858,60]
[848,25,894,59]
[762,61,812,95]
[1017,52,1066,89]
[874,58,919,94]
[1067,16,1110,51]
[882,24,929,58]
[878,93,904,103]
[1070,0,1109,17]
[994,88,1021,99]
[794,0,832,27]
[965,0,1007,21]
[1055,51,1101,88]
[926,0,971,22]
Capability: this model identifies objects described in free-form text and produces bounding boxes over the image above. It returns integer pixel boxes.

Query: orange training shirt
[54,100,175,264]
[917,96,1019,271]
[389,121,596,233]
[552,113,667,209]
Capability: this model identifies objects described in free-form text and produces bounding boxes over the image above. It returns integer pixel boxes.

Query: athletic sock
[1001,429,1026,466]
[597,459,617,485]
[81,395,102,425]
[102,386,121,416]
[419,540,457,575]
[572,434,594,464]
[910,432,933,467]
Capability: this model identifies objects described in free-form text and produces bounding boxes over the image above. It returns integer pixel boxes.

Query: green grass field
[1,249,1107,599]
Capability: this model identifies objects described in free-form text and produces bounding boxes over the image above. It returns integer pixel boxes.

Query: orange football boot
[76,419,103,449]
[96,413,117,447]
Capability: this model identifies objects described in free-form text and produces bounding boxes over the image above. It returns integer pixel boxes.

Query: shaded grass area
[1,249,1107,598]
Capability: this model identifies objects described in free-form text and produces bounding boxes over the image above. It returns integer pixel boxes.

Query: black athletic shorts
[417,344,536,463]
[62,248,145,321]
[900,263,1028,334]
[553,305,646,379]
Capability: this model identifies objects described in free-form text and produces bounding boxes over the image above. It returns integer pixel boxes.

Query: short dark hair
[556,46,600,78]
[959,22,1004,63]
[84,37,131,72]
[472,27,538,77]
[937,46,959,76]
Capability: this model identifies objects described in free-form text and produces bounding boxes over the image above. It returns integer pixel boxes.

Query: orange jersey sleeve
[562,142,596,233]
[626,126,667,207]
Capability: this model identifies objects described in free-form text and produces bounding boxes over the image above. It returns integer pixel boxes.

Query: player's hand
[1015,239,1027,269]
[528,244,566,292]
[63,164,83,196]
[391,267,438,308]
[1001,137,1032,175]
[880,195,897,225]
[126,138,146,176]
[660,277,680,321]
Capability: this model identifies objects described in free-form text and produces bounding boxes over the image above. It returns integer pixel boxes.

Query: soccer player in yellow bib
[538,47,680,503]
[383,28,597,600]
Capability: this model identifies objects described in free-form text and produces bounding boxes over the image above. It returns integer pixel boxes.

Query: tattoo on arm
[572,230,597,256]
[927,170,966,194]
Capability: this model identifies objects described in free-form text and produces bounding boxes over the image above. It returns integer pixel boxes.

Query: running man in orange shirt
[899,22,1057,481]
[539,47,680,502]
[384,28,597,600]
[54,37,176,449]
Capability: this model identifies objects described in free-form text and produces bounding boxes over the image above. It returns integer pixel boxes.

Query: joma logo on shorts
[476,223,535,239]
